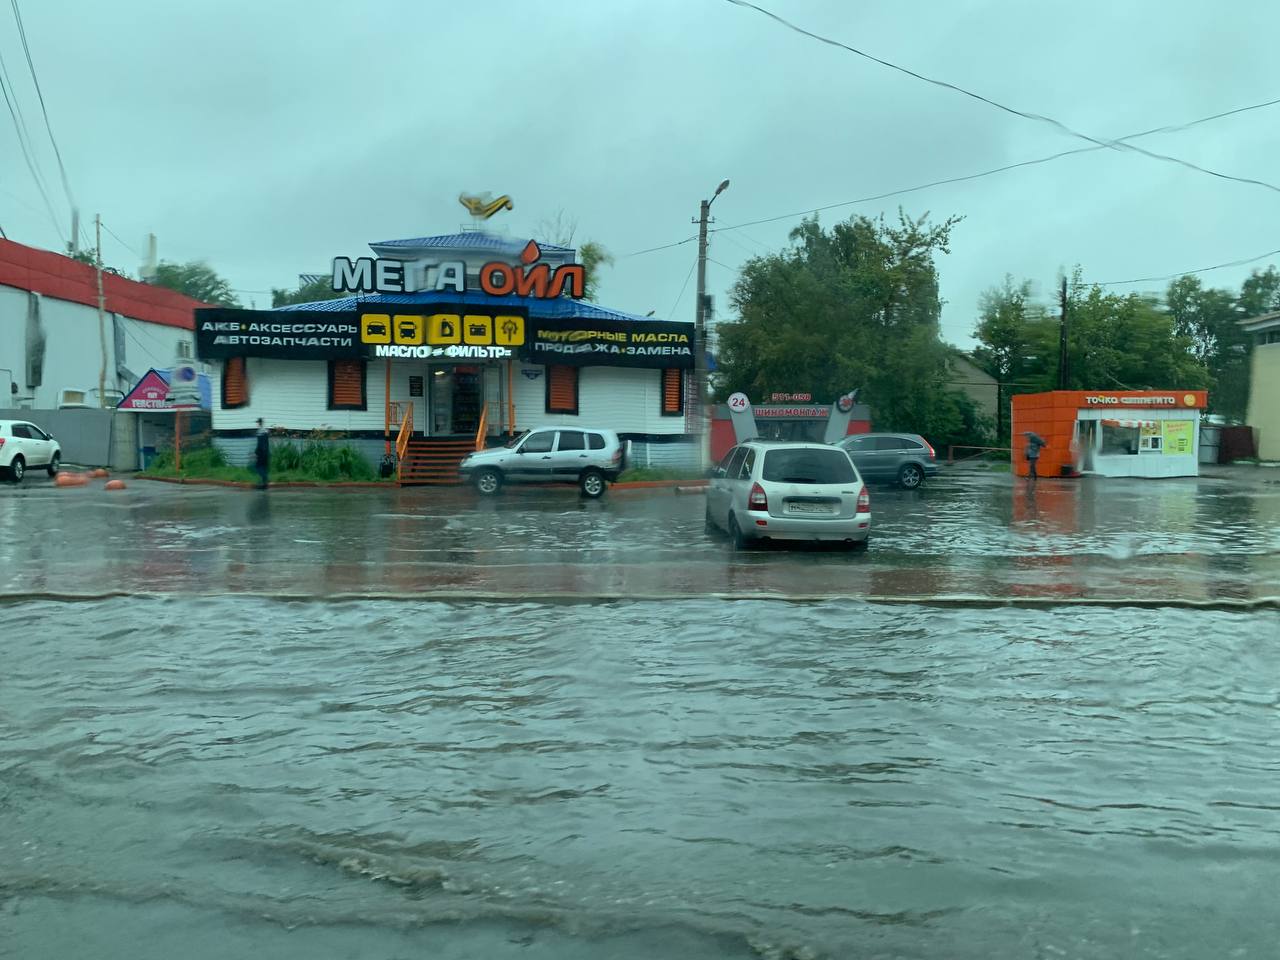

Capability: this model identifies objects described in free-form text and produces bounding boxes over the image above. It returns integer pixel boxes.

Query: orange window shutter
[223,357,248,407]
[330,360,364,407]
[662,368,682,414]
[548,365,578,413]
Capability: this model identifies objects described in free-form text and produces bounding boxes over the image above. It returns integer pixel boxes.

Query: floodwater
[2,472,1279,959]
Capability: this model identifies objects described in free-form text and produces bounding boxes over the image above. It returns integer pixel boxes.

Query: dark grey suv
[838,433,938,489]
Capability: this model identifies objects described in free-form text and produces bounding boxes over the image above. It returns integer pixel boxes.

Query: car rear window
[587,433,606,450]
[762,448,856,484]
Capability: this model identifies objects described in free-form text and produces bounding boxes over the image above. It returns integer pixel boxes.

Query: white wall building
[0,238,209,409]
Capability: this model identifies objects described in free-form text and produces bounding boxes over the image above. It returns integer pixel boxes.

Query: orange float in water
[54,472,89,487]
[90,468,109,478]
[104,479,126,491]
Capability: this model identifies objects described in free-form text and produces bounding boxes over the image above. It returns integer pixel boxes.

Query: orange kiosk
[1010,390,1208,478]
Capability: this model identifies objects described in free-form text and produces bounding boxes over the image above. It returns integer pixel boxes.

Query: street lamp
[695,179,730,470]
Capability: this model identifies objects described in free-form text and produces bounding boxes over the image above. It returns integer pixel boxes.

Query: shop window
[660,368,684,416]
[546,365,579,415]
[327,360,367,410]
[1100,421,1139,456]
[221,357,248,409]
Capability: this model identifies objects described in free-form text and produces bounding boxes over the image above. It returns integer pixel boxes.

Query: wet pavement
[2,471,1279,959]
[1,470,1278,604]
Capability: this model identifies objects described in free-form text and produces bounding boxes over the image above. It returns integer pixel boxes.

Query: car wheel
[9,456,24,483]
[847,538,869,552]
[579,469,606,498]
[898,463,924,489]
[47,453,60,477]
[474,468,502,495]
[728,513,749,551]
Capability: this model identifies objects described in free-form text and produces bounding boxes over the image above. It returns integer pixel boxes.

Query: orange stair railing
[474,403,488,452]
[395,405,413,482]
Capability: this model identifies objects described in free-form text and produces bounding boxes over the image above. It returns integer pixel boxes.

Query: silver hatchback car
[459,427,625,498]
[705,440,871,550]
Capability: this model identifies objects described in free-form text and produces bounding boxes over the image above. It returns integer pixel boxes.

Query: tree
[1165,275,1251,419]
[272,275,344,308]
[151,260,240,307]
[536,210,613,301]
[68,248,129,278]
[714,211,985,446]
[974,268,1210,419]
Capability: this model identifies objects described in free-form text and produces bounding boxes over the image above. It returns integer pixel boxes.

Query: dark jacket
[1024,434,1046,460]
[254,430,270,468]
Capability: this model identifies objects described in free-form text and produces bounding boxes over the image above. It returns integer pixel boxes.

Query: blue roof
[277,289,668,324]
[370,232,573,253]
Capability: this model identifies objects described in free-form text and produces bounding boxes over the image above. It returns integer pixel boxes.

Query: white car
[1,420,62,482]
[705,440,871,550]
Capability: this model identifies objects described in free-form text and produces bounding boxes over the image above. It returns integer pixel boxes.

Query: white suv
[459,428,626,498]
[1,420,62,482]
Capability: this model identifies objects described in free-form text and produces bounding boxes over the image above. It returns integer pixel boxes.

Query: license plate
[788,502,833,515]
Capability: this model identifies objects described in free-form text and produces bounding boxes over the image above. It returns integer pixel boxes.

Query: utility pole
[694,198,711,468]
[95,214,107,407]
[1057,275,1070,390]
[693,179,730,471]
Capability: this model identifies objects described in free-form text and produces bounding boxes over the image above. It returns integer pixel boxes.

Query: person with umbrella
[1023,431,1047,480]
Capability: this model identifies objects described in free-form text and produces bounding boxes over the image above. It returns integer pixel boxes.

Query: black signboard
[195,308,364,361]
[520,318,696,369]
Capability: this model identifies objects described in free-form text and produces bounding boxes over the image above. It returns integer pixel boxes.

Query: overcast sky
[3,0,1278,346]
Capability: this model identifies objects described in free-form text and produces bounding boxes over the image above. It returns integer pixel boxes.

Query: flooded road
[2,473,1278,958]
[1,472,1278,602]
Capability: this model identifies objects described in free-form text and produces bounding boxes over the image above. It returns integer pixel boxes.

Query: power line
[667,256,697,320]
[622,234,698,258]
[1093,245,1280,286]
[101,220,142,258]
[10,0,75,211]
[723,0,1280,197]
[712,96,1280,235]
[0,62,63,241]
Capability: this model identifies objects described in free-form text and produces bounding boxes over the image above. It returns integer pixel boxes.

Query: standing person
[254,419,270,490]
[1023,431,1047,480]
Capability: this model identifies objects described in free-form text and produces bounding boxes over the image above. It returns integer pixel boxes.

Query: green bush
[144,438,378,483]
[270,440,375,481]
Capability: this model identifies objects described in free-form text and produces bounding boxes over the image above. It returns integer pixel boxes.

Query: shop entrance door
[428,365,484,436]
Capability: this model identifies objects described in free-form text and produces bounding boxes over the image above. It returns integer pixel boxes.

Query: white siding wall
[210,358,390,432]
[0,283,200,408]
[511,364,686,435]
[210,359,691,438]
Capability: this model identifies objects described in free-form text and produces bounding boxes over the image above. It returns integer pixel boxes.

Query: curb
[136,476,391,489]
[134,475,707,493]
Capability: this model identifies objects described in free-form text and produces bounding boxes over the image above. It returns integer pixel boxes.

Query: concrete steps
[399,439,475,486]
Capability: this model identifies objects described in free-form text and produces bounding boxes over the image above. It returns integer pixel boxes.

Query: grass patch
[144,441,388,484]
[618,467,706,482]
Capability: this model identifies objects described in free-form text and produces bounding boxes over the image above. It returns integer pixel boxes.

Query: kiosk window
[1100,422,1140,456]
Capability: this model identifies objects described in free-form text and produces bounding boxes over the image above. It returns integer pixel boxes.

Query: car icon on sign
[366,320,387,338]
[398,320,417,341]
